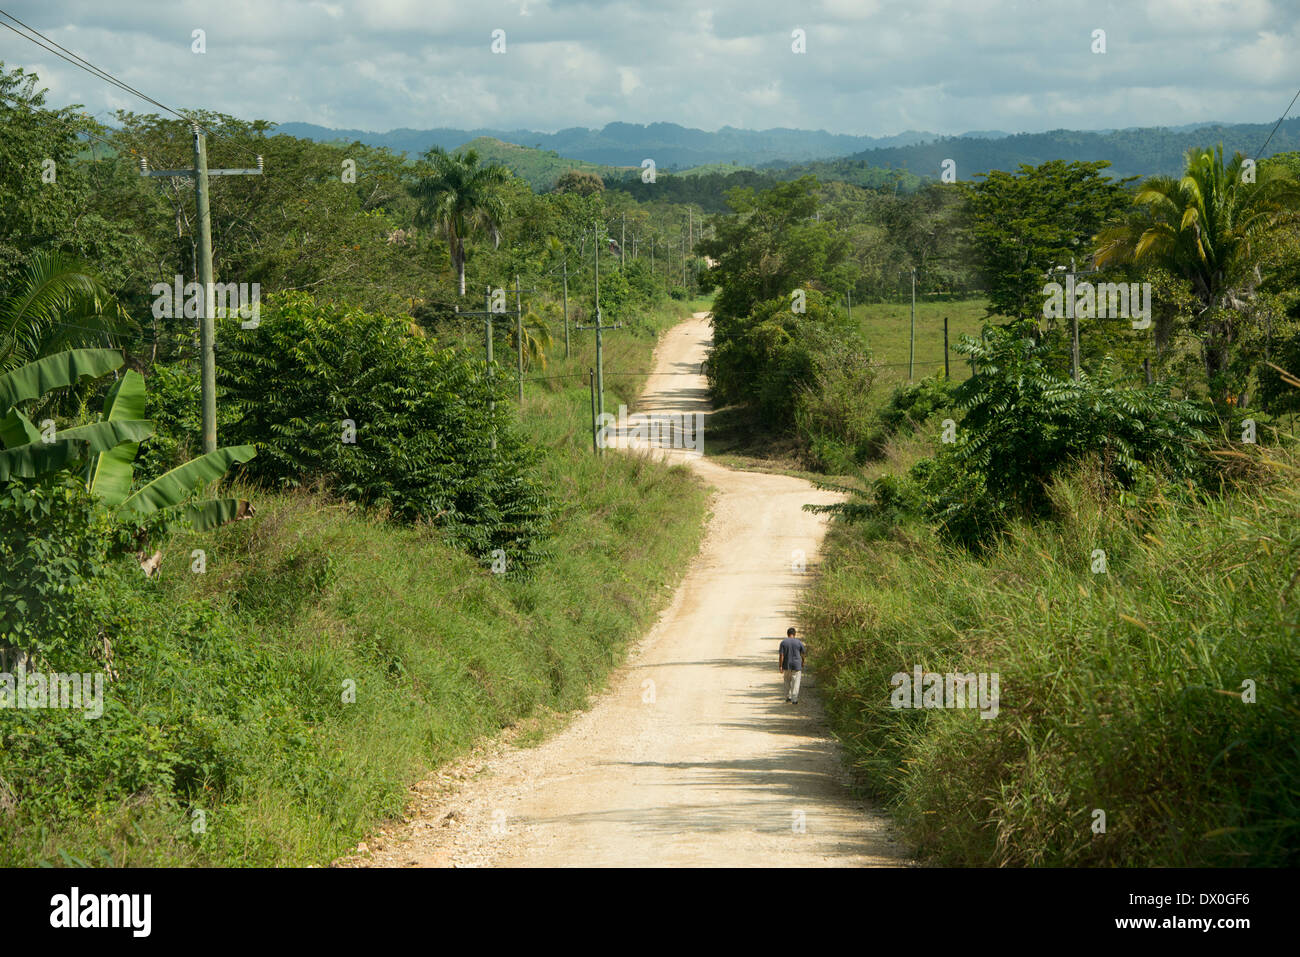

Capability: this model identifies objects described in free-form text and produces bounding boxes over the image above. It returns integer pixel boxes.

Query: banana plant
[0,348,256,530]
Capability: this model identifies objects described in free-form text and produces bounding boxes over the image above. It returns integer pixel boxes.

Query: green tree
[216,294,549,570]
[699,177,849,325]
[411,147,511,297]
[553,169,604,196]
[1096,144,1300,404]
[963,160,1135,324]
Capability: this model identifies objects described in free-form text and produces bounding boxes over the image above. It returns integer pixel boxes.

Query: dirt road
[351,313,908,867]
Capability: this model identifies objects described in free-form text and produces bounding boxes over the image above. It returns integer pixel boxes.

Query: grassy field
[853,297,991,394]
[0,296,713,867]
[456,136,636,191]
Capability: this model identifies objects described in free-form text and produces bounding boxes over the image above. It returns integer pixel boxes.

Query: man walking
[778,626,807,704]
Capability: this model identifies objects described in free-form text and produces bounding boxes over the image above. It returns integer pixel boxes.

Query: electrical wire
[1254,84,1300,159]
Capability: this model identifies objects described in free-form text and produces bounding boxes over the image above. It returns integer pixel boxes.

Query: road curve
[350,313,909,868]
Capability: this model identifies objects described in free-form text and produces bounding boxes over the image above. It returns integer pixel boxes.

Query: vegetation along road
[347,314,909,868]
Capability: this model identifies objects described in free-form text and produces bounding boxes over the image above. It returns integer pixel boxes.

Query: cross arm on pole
[139,156,263,177]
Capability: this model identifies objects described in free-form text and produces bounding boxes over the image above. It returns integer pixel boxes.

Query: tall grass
[803,454,1300,866]
[0,297,713,866]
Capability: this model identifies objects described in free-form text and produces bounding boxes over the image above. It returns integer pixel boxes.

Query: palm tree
[411,147,511,297]
[1095,144,1300,403]
[507,310,553,371]
[0,250,128,373]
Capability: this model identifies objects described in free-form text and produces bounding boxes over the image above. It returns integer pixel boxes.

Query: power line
[0,11,188,125]
[1254,85,1300,159]
[0,9,267,172]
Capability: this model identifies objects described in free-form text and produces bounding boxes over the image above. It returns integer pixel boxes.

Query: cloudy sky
[1,0,1297,136]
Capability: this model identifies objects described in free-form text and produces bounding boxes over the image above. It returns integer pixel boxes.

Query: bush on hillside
[812,326,1213,548]
[213,293,550,571]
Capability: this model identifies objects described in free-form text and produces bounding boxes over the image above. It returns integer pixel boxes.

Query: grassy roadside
[0,297,713,867]
[700,293,1298,866]
[802,453,1300,865]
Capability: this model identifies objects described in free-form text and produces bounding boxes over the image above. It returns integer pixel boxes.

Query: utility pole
[1069,259,1080,381]
[140,123,262,453]
[908,266,917,381]
[621,212,626,271]
[562,257,570,360]
[577,223,622,439]
[453,285,524,450]
[513,274,539,403]
[589,368,598,454]
[847,287,852,322]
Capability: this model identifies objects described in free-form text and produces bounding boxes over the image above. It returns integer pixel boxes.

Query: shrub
[794,331,876,471]
[877,374,956,435]
[926,327,1211,545]
[0,474,117,667]
[215,293,550,570]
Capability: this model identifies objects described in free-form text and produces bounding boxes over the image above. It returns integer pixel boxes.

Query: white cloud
[3,0,1298,136]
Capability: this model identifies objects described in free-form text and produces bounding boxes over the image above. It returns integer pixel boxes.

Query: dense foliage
[215,294,550,571]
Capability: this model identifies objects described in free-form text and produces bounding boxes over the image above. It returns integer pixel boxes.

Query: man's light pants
[783,668,802,702]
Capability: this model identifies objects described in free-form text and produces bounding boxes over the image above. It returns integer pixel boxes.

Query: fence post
[943,316,950,379]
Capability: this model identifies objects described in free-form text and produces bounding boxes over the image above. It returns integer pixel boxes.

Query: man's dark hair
[787,627,796,636]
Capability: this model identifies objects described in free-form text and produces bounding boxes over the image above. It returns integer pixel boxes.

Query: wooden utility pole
[453,285,523,450]
[140,123,262,453]
[577,223,622,436]
[562,258,570,360]
[621,212,626,271]
[589,368,598,455]
[513,275,539,402]
[908,266,917,381]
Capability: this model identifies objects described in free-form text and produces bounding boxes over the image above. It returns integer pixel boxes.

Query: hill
[453,136,635,190]
[272,120,944,167]
[784,118,1300,182]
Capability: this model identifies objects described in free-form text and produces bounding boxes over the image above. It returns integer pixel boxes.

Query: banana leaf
[0,408,40,449]
[117,445,256,520]
[87,370,148,506]
[56,419,154,455]
[0,437,89,481]
[0,348,123,412]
